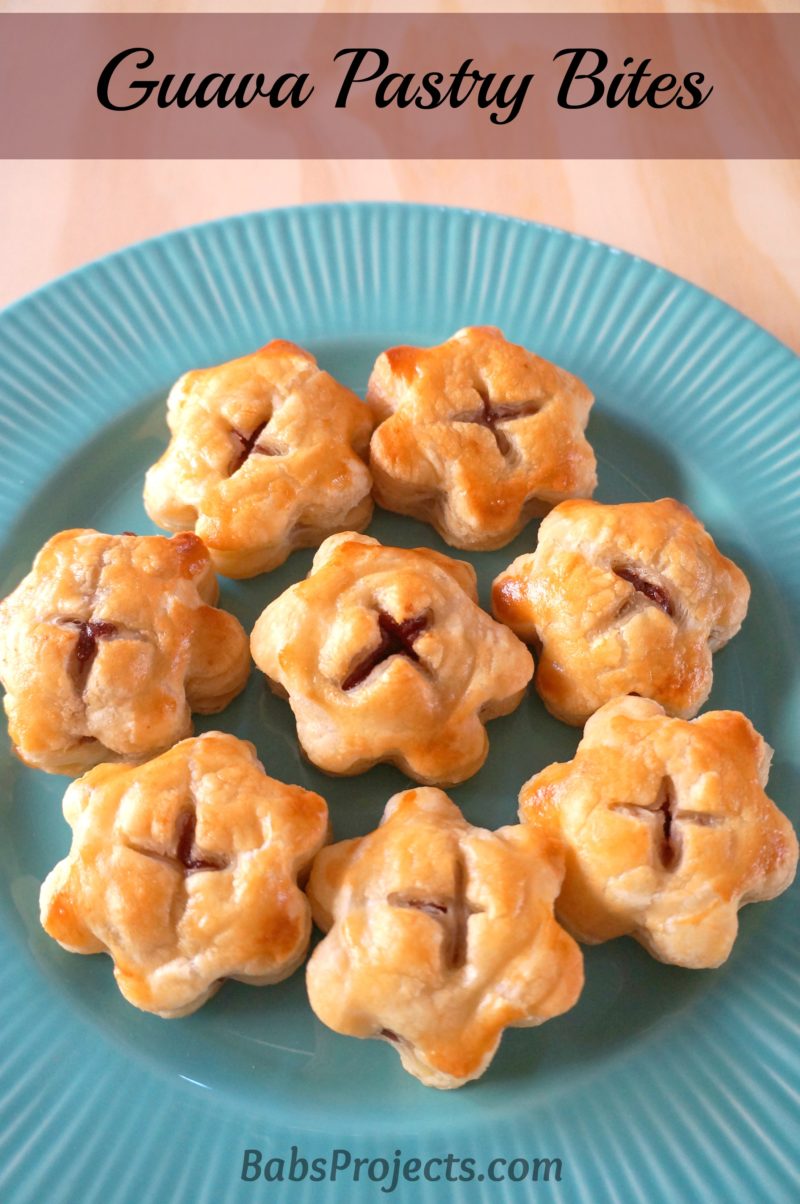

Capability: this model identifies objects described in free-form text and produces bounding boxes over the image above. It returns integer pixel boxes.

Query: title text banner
[1,13,796,158]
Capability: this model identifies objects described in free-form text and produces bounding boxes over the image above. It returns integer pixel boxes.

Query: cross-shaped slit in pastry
[451,388,541,457]
[610,775,721,870]
[54,616,146,696]
[388,857,483,970]
[341,611,429,691]
[126,807,229,876]
[57,618,118,691]
[613,565,675,618]
[228,419,283,475]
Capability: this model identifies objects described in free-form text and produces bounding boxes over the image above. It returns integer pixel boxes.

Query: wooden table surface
[2,1,798,354]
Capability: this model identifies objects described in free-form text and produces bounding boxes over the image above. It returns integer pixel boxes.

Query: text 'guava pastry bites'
[250,532,534,786]
[307,787,583,1089]
[493,498,749,726]
[143,340,374,578]
[519,696,798,969]
[367,325,596,551]
[0,529,249,775]
[40,732,330,1017]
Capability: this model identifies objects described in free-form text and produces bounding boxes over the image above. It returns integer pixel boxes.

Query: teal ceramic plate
[1,204,798,1204]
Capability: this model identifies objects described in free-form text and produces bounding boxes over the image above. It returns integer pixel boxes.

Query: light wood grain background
[2,1,798,353]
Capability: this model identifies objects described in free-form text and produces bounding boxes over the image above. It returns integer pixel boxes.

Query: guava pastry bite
[518,696,798,969]
[250,532,534,786]
[143,339,374,578]
[366,325,596,551]
[492,498,750,726]
[0,529,250,775]
[40,732,330,1017]
[306,787,583,1089]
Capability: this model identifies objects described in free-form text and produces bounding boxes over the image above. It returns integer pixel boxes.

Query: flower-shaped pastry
[493,498,749,726]
[307,788,583,1088]
[0,529,249,775]
[250,533,534,785]
[144,340,374,578]
[367,326,596,551]
[40,732,330,1017]
[519,697,798,968]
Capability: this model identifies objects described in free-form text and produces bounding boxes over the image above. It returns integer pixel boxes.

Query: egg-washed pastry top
[307,787,583,1088]
[519,696,798,968]
[40,732,330,1017]
[367,325,596,551]
[493,498,749,725]
[144,339,374,578]
[250,532,534,786]
[0,529,249,775]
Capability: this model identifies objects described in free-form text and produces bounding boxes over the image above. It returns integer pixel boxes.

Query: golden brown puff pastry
[492,498,749,726]
[40,732,330,1017]
[306,787,583,1089]
[143,340,374,579]
[250,532,534,786]
[0,529,249,775]
[366,326,596,551]
[519,696,798,969]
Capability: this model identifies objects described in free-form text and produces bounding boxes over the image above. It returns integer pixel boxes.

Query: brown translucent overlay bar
[0,13,797,158]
